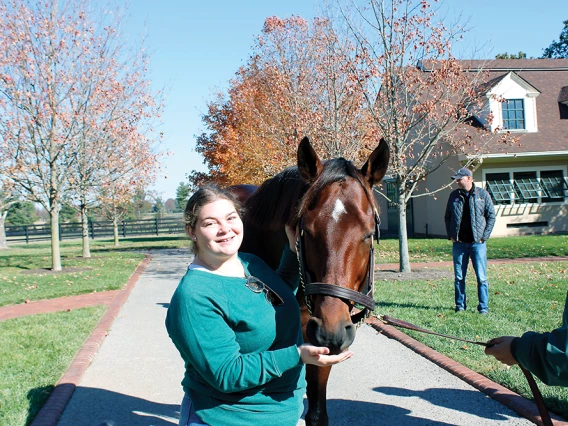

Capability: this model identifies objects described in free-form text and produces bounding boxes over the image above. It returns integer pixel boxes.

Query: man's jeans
[452,241,489,312]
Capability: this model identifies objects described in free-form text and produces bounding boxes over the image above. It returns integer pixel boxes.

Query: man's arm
[444,194,452,239]
[482,190,496,241]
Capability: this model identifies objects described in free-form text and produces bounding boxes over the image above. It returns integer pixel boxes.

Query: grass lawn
[375,234,568,264]
[0,235,190,307]
[374,260,568,419]
[0,306,106,425]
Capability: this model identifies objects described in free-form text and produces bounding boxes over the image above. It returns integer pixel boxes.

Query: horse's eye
[364,233,373,241]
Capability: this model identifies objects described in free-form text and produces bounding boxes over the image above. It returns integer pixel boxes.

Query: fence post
[122,220,126,238]
[59,223,62,241]
[155,218,159,236]
[90,220,95,239]
[25,226,29,244]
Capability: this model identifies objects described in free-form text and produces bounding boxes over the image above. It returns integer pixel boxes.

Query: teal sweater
[165,248,306,425]
[512,291,568,386]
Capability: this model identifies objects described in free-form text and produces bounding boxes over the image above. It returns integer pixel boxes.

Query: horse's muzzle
[306,316,356,354]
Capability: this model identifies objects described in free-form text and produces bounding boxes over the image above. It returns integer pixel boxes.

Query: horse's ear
[297,137,323,183]
[361,138,390,187]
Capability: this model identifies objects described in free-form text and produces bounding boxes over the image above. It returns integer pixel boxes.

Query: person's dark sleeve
[512,299,568,386]
[482,191,496,241]
[444,196,452,239]
[275,246,300,292]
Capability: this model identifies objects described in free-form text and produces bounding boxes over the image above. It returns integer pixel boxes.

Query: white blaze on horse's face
[331,199,347,222]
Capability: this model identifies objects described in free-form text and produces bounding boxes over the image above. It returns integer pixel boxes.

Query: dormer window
[484,72,540,133]
[502,99,525,130]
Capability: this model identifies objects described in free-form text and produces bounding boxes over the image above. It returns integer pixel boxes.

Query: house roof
[440,59,568,155]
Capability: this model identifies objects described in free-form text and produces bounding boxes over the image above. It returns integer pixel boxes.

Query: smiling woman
[184,187,245,274]
[165,184,352,426]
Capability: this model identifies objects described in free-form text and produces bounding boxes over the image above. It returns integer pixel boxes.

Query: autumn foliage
[192,15,378,186]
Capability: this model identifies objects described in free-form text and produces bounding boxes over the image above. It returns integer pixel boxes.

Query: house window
[485,169,568,205]
[386,182,397,210]
[502,99,525,130]
[541,170,568,202]
[513,171,539,203]
[486,173,513,205]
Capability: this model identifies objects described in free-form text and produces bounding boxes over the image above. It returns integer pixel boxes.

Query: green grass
[375,234,568,264]
[0,306,106,426]
[0,251,145,307]
[374,260,568,419]
[7,234,190,254]
[0,235,191,307]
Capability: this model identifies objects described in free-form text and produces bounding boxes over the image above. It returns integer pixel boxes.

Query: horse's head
[295,137,389,354]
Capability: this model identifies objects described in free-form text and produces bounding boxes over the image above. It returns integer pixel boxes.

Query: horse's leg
[305,364,331,426]
[300,303,331,426]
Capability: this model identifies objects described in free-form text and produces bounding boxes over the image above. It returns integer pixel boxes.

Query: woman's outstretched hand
[298,344,353,367]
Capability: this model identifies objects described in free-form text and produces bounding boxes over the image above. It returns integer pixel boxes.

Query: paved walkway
[2,251,566,425]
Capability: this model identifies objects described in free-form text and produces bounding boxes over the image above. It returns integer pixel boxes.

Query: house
[376,59,568,238]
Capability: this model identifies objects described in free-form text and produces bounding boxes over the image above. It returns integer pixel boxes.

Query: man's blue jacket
[444,183,496,242]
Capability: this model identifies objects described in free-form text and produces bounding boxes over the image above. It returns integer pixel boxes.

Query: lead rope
[295,231,313,315]
[378,315,553,426]
[354,236,375,330]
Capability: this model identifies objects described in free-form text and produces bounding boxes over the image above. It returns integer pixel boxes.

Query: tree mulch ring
[20,267,92,275]
[375,268,453,281]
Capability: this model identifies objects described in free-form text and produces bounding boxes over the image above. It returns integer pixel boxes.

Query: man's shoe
[479,310,488,315]
[455,307,465,313]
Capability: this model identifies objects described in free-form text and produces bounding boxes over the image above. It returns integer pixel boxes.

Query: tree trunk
[50,205,62,271]
[0,211,8,250]
[398,186,411,273]
[113,217,120,247]
[81,202,91,258]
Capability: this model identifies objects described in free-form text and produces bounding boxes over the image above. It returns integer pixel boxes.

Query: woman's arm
[166,285,300,394]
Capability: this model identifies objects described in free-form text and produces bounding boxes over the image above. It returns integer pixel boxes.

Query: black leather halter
[295,205,380,325]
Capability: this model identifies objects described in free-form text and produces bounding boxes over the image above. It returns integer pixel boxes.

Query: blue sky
[122,0,567,200]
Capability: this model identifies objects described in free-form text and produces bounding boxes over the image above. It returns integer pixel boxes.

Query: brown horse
[238,136,389,426]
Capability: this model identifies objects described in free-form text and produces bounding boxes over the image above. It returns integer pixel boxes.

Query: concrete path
[12,250,565,425]
[57,249,189,426]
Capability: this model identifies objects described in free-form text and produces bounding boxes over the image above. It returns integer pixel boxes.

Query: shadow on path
[374,386,516,421]
[301,398,457,425]
[30,386,180,426]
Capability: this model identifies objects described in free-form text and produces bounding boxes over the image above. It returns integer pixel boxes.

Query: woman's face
[192,199,243,260]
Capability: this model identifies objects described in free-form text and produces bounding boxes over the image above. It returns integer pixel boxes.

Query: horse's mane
[296,158,376,220]
[245,158,376,230]
[244,166,307,230]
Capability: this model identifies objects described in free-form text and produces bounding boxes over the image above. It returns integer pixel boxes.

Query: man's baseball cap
[451,168,473,179]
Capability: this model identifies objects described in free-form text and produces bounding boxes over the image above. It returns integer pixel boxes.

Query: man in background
[444,168,496,314]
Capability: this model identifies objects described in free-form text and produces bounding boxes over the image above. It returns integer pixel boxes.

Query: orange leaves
[193,15,378,186]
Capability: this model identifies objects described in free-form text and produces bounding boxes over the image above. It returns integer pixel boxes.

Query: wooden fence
[5,216,185,244]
